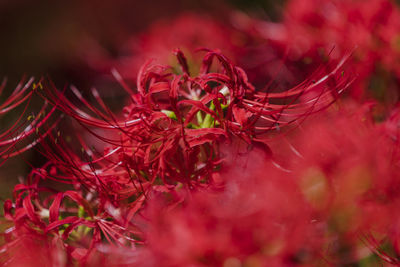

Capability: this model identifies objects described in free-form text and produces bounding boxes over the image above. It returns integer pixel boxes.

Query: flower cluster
[0,1,400,266]
[253,0,400,104]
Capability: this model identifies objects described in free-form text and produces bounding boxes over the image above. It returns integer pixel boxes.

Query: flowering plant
[1,1,400,266]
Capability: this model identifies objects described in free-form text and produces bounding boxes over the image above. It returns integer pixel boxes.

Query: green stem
[201,101,215,128]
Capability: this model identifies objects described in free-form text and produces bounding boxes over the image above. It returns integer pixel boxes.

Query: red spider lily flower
[1,164,143,265]
[38,49,351,199]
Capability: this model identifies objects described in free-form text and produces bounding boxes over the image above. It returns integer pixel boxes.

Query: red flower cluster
[0,1,400,266]
[254,0,400,103]
[0,48,351,265]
